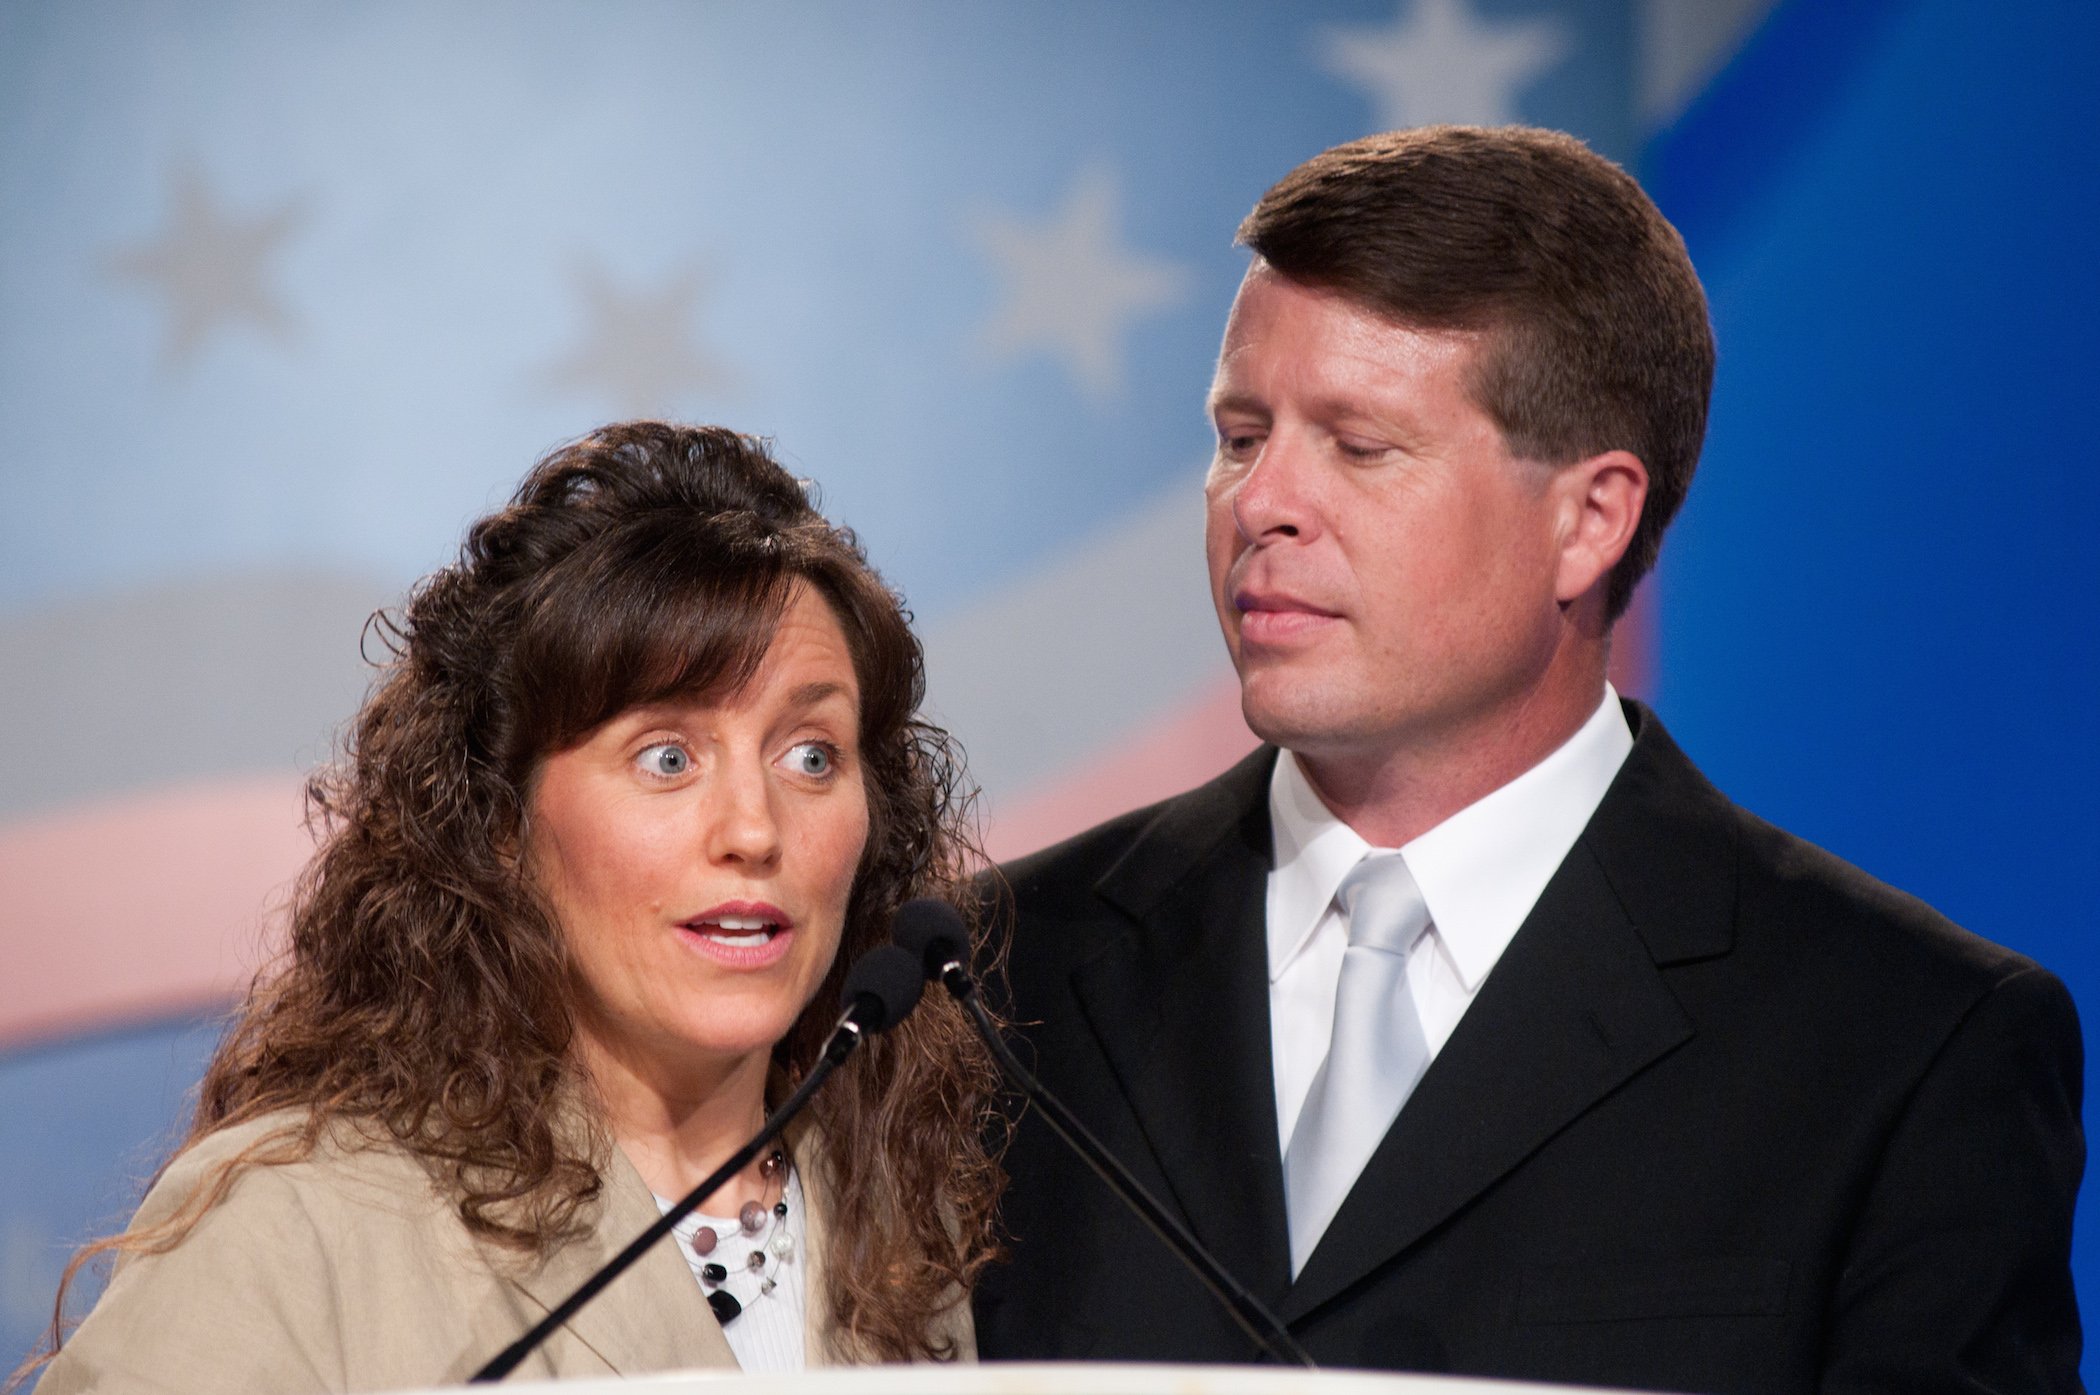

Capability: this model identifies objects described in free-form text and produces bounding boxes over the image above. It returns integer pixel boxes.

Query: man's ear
[1553,449,1648,605]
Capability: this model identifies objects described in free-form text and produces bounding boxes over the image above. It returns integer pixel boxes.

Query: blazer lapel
[1068,748,1294,1305]
[508,1142,735,1373]
[796,1115,845,1368]
[1280,705,1735,1323]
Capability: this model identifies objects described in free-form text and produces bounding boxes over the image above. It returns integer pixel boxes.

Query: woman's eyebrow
[784,680,855,712]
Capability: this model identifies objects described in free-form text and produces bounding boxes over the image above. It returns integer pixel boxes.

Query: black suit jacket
[974,704,2084,1393]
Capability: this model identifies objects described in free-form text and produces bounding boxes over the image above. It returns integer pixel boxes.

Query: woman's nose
[704,765,783,868]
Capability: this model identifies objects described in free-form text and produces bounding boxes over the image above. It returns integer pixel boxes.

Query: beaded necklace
[665,1149,794,1325]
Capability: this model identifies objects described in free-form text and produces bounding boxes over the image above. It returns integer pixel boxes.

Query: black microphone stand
[471,943,924,1383]
[922,946,1317,1369]
[469,1016,858,1382]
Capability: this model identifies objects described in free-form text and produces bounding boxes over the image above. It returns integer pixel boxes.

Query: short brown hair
[1238,126,1714,619]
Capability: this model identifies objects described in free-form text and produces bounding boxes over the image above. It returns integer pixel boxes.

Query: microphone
[893,897,972,993]
[893,898,1316,1369]
[836,942,925,1037]
[470,942,926,1382]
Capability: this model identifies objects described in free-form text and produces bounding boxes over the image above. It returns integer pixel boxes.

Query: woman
[31,422,1001,1391]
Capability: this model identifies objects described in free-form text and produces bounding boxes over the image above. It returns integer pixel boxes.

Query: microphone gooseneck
[469,940,926,1383]
[893,897,1318,1369]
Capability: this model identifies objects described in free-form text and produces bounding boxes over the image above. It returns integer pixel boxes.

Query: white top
[658,1165,809,1373]
[1266,687,1635,1154]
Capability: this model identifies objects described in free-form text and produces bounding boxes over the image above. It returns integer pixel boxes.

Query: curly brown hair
[36,422,1002,1373]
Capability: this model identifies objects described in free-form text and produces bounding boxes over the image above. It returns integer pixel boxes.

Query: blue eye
[637,743,691,777]
[785,742,833,777]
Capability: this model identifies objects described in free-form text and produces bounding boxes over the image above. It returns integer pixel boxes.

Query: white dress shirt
[1267,687,1634,1155]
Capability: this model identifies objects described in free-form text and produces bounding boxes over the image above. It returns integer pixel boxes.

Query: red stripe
[983,676,1257,862]
[0,777,311,1049]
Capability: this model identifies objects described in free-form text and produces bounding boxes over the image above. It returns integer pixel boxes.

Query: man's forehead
[1213,280,1485,399]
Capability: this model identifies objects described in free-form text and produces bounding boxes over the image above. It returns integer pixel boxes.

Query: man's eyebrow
[1208,388,1425,438]
[1207,389,1269,418]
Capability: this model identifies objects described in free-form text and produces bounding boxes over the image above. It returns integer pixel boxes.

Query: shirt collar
[1266,686,1634,988]
[1266,742,1374,977]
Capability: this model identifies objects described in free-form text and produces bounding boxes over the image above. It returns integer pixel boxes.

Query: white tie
[1284,852,1432,1276]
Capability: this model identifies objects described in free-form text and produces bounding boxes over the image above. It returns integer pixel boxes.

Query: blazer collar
[506,1134,736,1374]
[499,1087,962,1371]
[1584,700,1740,967]
[1094,745,1279,922]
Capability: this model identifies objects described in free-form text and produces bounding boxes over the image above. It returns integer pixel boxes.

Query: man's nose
[1228,434,1314,545]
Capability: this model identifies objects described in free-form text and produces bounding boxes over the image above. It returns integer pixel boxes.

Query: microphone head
[838,943,925,1033]
[892,897,969,981]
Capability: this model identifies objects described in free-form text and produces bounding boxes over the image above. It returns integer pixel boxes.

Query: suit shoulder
[993,745,1277,920]
[980,750,1273,1004]
[141,1109,450,1241]
[1613,709,2053,1002]
[997,796,1178,908]
[1733,806,2046,991]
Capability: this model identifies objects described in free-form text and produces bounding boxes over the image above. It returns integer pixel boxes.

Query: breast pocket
[1518,1256,1792,1324]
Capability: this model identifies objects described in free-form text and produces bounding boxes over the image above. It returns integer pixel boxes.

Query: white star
[542,261,733,417]
[1317,0,1571,130]
[968,166,1192,403]
[105,166,305,372]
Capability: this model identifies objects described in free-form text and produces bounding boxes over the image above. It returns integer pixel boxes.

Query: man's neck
[1293,676,1611,848]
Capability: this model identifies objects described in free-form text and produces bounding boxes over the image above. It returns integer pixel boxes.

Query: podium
[402,1364,1653,1395]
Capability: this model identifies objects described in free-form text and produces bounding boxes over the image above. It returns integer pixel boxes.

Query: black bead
[773,1200,788,1217]
[707,1289,742,1324]
[700,1262,727,1284]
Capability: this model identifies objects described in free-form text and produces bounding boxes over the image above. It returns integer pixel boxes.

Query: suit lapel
[1281,840,1692,1319]
[1068,748,1294,1304]
[508,1141,735,1373]
[1281,704,1736,1322]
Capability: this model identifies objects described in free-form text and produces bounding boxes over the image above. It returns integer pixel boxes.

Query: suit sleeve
[36,1156,347,1395]
[1822,965,2085,1394]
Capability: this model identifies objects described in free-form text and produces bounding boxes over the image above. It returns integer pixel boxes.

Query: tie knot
[1336,853,1430,956]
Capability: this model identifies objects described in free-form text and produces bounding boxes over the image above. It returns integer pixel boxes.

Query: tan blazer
[39,1110,972,1393]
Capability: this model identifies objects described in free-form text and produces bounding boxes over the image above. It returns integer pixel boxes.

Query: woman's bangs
[618,566,794,716]
[512,521,798,755]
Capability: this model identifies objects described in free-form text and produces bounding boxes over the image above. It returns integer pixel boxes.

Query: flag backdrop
[3,0,2095,1375]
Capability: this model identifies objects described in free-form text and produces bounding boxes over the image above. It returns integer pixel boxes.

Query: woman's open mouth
[687,914,780,947]
[679,903,796,966]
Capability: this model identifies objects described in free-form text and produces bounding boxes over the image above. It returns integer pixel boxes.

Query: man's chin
[1238,680,1369,756]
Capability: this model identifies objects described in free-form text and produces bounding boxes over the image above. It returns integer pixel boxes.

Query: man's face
[1205,263,1573,771]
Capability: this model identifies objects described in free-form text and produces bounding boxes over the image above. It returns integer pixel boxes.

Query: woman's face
[527,583,870,1090]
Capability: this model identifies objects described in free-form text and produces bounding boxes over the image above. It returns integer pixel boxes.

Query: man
[973,127,2082,1393]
